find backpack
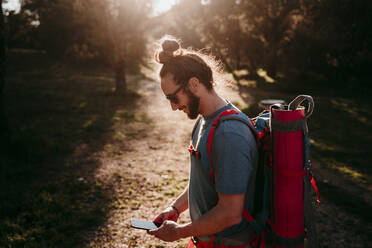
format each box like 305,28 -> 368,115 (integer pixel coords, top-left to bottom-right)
188,95 -> 320,248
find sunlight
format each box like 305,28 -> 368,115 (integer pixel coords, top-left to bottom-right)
310,138 -> 339,151
152,0 -> 178,16
2,0 -> 21,13
2,0 -> 179,16
257,68 -> 275,83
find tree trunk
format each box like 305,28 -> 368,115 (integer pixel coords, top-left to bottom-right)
0,0 -> 10,145
115,59 -> 126,94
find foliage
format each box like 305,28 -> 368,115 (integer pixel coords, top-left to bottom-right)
19,0 -> 80,57
0,0 -> 10,142
78,0 -> 151,71
9,0 -> 152,93
5,0 -> 371,93
4,8 -> 40,49
73,0 -> 152,92
285,0 -> 372,92
153,0 -> 372,94
153,0 -> 303,86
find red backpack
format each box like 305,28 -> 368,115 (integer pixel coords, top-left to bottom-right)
188,95 -> 320,248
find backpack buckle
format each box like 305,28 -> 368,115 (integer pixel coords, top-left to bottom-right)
188,144 -> 201,159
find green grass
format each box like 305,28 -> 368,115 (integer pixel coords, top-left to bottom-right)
0,50 -> 145,247
310,97 -> 372,183
1,179 -> 110,247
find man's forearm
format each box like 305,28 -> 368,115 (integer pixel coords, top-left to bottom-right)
177,194 -> 244,239
171,186 -> 189,214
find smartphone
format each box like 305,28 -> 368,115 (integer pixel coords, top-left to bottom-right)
130,219 -> 162,230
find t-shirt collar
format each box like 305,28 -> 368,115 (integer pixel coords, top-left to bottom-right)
203,101 -> 233,123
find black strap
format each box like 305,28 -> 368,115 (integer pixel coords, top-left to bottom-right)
272,233 -> 305,247
288,95 -> 314,118
270,117 -> 308,133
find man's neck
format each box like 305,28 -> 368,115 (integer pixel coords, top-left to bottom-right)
199,90 -> 227,117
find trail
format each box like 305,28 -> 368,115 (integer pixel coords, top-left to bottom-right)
84,70 -> 247,248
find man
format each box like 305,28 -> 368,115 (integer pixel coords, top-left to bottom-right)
148,37 -> 258,247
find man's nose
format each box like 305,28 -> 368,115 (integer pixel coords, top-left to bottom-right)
170,101 -> 178,111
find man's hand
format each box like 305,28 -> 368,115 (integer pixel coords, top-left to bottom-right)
153,206 -> 179,223
148,220 -> 183,242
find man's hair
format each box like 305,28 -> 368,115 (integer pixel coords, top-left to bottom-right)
154,35 -> 222,90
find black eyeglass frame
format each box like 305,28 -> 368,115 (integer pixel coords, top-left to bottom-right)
166,83 -> 187,104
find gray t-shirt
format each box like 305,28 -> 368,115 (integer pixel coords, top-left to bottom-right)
188,103 -> 258,246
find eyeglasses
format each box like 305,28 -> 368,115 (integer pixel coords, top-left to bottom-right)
166,83 -> 186,104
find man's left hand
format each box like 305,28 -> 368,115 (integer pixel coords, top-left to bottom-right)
148,220 -> 183,242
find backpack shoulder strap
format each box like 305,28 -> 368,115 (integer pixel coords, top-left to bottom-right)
206,109 -> 256,183
206,109 -> 267,237
218,116 -> 258,140
191,116 -> 203,139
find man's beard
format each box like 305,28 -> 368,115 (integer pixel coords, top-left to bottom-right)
185,89 -> 200,120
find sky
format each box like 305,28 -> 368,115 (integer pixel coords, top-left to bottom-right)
2,0 -> 179,15
2,0 -> 21,13
152,0 -> 179,16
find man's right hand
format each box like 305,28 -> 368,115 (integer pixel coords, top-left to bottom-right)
153,206 -> 179,223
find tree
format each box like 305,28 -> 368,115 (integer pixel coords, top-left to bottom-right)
166,0 -> 372,92
161,0 -> 302,88
5,8 -> 40,49
22,0 -> 85,58
285,0 -> 372,92
0,0 -> 10,144
79,0 -> 151,93
151,0 -> 205,49
200,0 -> 302,86
21,0 -> 151,93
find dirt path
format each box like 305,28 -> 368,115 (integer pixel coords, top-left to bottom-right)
81,71 -> 247,248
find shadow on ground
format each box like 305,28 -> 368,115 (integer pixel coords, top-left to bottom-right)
0,50 -> 150,247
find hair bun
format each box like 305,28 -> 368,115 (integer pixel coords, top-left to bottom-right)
155,37 -> 181,64
162,40 -> 180,53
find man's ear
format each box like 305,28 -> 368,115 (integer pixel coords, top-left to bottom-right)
188,77 -> 200,94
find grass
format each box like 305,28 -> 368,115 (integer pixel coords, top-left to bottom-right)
310,97 -> 372,183
1,179 -> 110,247
0,50 -> 145,247
316,181 -> 372,223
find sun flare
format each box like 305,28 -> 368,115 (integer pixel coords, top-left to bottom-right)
2,0 -> 21,13
152,0 -> 178,15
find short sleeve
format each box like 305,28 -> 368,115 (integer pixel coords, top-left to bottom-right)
212,121 -> 257,194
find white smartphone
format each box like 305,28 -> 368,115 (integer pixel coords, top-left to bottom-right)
130,219 -> 162,230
